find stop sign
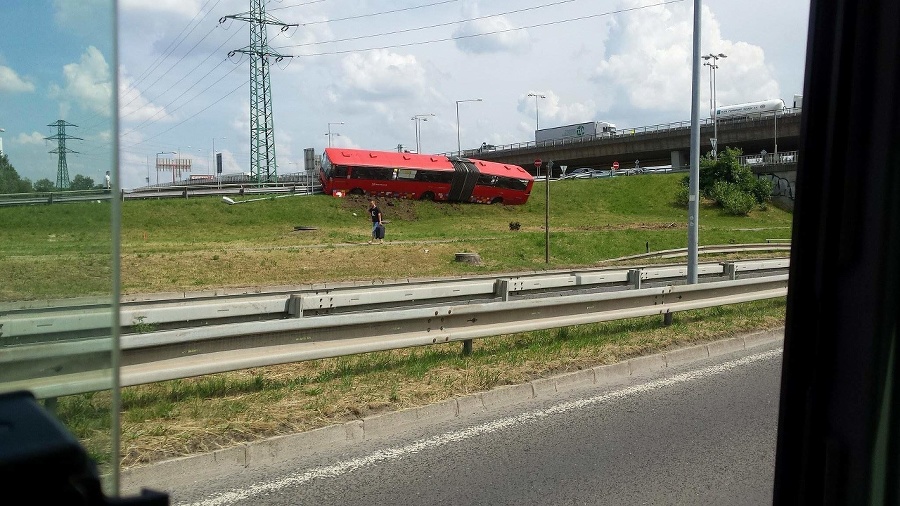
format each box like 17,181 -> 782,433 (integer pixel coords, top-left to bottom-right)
612,161 -> 620,170
534,159 -> 542,168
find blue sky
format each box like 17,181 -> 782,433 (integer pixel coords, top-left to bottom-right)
1,0 -> 809,190
0,0 -> 116,187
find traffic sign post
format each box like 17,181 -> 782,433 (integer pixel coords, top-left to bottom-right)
534,159 -> 542,178
545,161 -> 552,264
612,161 -> 619,171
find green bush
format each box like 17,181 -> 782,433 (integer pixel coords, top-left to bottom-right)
712,181 -> 756,215
674,184 -> 690,207
680,147 -> 774,213
751,178 -> 774,204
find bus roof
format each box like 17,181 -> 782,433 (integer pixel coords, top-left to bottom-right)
324,148 -> 532,180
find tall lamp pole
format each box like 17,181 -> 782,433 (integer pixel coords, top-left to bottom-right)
455,99 -> 482,153
327,122 -> 343,147
411,114 -> 435,154
701,53 -> 726,159
0,128 -> 5,156
688,1 -> 704,284
527,93 -> 546,131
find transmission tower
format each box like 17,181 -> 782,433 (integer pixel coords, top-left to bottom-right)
222,1 -> 297,185
45,120 -> 82,189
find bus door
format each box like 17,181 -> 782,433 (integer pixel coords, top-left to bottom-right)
447,157 -> 479,202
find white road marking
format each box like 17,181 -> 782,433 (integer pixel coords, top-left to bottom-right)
181,347 -> 782,506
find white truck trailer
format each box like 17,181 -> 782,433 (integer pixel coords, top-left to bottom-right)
714,99 -> 785,119
535,121 -> 616,143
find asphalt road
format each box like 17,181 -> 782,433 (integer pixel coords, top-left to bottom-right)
167,340 -> 783,506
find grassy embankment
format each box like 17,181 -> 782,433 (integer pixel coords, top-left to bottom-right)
1,174 -> 792,467
2,173 -> 792,299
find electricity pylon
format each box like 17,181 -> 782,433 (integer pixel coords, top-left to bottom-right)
221,1 -> 297,185
45,120 -> 82,189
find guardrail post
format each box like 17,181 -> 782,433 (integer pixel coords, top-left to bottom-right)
627,269 -> 643,289
287,295 -> 303,317
663,311 -> 674,326
723,263 -> 738,280
495,279 -> 511,301
462,339 -> 473,356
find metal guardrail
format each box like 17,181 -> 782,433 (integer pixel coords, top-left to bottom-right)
740,151 -> 798,166
1,257 -> 789,338
0,258 -> 789,398
0,174 -> 323,207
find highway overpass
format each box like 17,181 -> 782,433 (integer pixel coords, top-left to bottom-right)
464,109 -> 801,176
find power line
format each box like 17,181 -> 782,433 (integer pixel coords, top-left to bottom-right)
276,0 -> 579,49
121,59 -> 246,139
298,0 -> 459,25
126,0 -> 223,90
268,0 -> 331,11
122,78 -> 250,150
276,0 -> 686,57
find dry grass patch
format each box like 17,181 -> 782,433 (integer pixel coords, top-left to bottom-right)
99,297 -> 786,468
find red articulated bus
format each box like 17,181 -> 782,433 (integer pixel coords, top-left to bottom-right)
319,148 -> 534,205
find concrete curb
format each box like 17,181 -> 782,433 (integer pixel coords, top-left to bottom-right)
122,327 -> 784,493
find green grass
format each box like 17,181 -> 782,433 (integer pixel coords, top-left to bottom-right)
7,174 -> 792,467
0,173 -> 793,300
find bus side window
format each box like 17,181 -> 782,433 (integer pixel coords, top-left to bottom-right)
332,165 -> 348,178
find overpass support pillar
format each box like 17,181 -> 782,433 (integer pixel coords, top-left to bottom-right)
671,150 -> 687,171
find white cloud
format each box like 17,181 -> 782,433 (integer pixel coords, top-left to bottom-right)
452,10 -> 531,55
119,0 -> 204,16
591,1 -> 780,115
0,66 -> 36,93
49,46 -> 113,117
16,132 -> 50,146
517,90 -> 598,130
329,49 -> 436,104
119,76 -> 172,123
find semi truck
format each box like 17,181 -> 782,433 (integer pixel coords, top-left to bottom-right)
535,121 -> 617,143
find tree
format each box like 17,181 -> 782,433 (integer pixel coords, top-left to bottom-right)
676,147 -> 772,215
0,153 -> 33,193
33,178 -> 55,192
69,174 -> 95,191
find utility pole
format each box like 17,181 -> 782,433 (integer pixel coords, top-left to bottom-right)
45,120 -> 82,189
221,1 -> 297,186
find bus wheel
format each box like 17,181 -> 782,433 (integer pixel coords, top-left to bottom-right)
420,191 -> 435,201
349,188 -> 364,196
490,197 -> 504,205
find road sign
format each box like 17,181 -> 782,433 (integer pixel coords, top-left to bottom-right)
612,161 -> 619,170
534,159 -> 542,168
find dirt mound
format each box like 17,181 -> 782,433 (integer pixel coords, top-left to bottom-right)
339,195 -> 421,221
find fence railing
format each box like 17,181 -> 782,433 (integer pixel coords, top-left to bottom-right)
1,257 -> 789,398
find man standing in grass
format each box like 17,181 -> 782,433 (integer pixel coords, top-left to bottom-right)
368,200 -> 384,244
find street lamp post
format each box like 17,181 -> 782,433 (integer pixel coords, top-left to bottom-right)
701,53 -> 726,159
527,93 -> 546,131
324,131 -> 341,146
411,114 -> 435,154
0,128 -> 5,157
327,122 -> 344,147
455,99 -> 482,153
